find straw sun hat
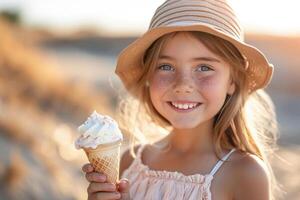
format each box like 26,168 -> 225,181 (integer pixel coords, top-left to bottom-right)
115,0 -> 274,95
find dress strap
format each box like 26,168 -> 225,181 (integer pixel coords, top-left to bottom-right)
136,144 -> 146,159
209,148 -> 236,177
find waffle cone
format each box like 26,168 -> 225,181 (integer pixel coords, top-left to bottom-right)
84,140 -> 122,184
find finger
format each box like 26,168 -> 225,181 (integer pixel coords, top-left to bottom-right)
89,192 -> 121,200
85,172 -> 106,183
87,182 -> 117,193
117,179 -> 130,193
82,163 -> 94,173
117,179 -> 130,200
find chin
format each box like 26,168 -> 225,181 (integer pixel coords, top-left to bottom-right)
170,121 -> 201,130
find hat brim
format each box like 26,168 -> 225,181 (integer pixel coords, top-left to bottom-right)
115,25 -> 273,95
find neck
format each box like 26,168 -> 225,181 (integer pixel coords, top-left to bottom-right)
168,119 -> 215,155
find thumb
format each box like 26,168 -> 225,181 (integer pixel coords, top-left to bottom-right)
117,178 -> 130,200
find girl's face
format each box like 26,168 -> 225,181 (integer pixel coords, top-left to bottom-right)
149,32 -> 235,129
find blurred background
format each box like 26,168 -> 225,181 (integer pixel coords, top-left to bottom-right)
0,0 -> 299,199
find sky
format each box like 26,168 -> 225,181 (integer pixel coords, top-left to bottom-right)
0,0 -> 300,36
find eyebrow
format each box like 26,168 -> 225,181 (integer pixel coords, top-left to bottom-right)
158,55 -> 221,63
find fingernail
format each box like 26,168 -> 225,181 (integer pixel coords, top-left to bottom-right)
120,180 -> 128,186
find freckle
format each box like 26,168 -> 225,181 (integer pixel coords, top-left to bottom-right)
158,79 -> 165,83
199,77 -> 214,88
158,76 -> 172,84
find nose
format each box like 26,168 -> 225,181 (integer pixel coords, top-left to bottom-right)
173,73 -> 194,94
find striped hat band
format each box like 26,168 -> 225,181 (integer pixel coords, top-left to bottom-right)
149,0 -> 243,41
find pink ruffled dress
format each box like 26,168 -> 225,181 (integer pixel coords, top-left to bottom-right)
121,145 -> 236,200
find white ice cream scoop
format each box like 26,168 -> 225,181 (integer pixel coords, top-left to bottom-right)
75,111 -> 123,149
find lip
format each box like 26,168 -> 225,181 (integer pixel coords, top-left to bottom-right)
170,100 -> 200,104
167,101 -> 202,112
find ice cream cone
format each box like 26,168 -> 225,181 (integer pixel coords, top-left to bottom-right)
84,139 -> 122,184
75,111 -> 124,184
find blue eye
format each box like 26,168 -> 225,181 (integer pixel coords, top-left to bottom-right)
158,64 -> 174,71
196,65 -> 212,72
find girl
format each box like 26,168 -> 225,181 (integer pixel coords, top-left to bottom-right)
82,0 -> 280,199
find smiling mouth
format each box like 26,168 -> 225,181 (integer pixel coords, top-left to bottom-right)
167,101 -> 202,111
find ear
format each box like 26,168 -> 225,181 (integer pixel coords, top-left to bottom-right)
227,79 -> 235,95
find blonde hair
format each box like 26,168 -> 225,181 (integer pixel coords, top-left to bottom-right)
117,31 -> 282,199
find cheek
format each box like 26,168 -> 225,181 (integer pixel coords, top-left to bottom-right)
149,74 -> 174,113
195,75 -> 227,101
149,75 -> 172,117
150,74 -> 174,91
195,75 -> 219,91
197,72 -> 230,90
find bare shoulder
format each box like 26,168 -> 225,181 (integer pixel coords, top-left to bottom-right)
119,145 -> 141,177
230,151 -> 271,200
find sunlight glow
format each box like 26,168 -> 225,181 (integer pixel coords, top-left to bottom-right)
0,0 -> 299,36
53,124 -> 79,161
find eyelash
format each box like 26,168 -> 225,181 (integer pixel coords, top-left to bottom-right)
157,64 -> 174,71
157,64 -> 213,72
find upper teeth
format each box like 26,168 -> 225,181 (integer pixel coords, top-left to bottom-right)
171,102 -> 198,109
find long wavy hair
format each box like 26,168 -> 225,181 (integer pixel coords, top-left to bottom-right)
117,31 -> 282,199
